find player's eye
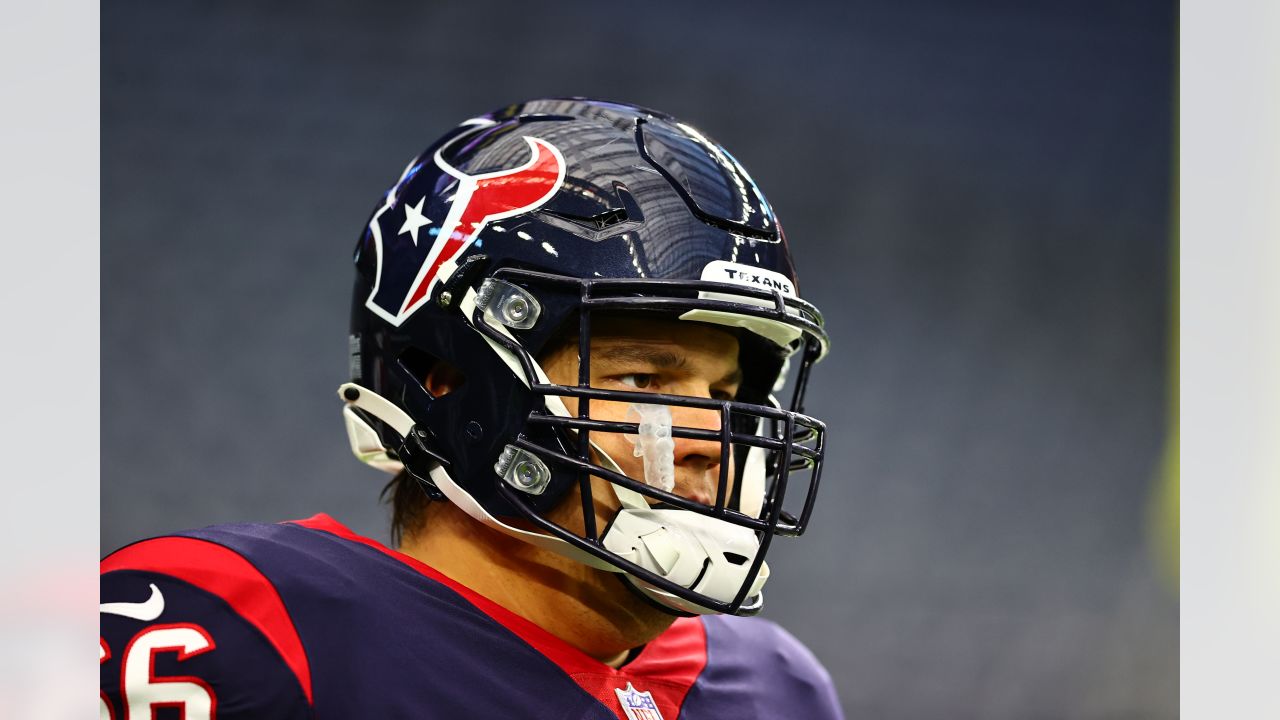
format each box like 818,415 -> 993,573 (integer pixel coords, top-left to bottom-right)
711,387 -> 738,402
619,373 -> 656,390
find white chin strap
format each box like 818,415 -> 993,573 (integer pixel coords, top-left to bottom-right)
339,380 -> 770,615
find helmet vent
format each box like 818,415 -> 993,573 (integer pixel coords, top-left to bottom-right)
398,347 -> 467,398
541,207 -> 629,232
634,118 -> 777,242
591,208 -> 628,229
536,182 -> 643,241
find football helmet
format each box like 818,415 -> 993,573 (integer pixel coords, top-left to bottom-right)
341,98 -> 829,615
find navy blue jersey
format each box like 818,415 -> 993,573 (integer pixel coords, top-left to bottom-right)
100,514 -> 842,719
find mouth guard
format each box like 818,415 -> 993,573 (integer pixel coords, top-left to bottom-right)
625,403 -> 676,493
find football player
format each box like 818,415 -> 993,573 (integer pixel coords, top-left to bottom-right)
101,98 -> 843,719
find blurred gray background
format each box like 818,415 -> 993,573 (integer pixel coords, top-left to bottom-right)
103,1 -> 1177,718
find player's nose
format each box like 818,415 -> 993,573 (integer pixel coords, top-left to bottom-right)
670,403 -> 724,505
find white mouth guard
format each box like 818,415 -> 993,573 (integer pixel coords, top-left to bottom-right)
624,403 -> 676,493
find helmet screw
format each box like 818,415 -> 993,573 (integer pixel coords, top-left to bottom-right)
494,444 -> 551,495
511,459 -> 546,489
475,279 -> 541,329
503,296 -> 529,322
464,421 -> 483,443
437,290 -> 454,308
343,387 -> 360,401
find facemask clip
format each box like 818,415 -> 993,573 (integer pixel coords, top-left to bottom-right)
476,279 -> 541,330
495,444 -> 552,495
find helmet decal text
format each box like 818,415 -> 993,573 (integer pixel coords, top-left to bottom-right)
700,260 -> 797,297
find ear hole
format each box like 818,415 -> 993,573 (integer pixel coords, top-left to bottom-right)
399,347 -> 467,398
723,552 -> 749,566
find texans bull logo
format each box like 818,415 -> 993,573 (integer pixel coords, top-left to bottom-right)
365,129 -> 566,326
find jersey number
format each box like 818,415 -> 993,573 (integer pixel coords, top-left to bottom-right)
102,624 -> 217,720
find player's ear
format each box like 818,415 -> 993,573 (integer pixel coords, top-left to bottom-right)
423,360 -> 466,398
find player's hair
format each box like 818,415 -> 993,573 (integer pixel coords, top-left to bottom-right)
382,469 -> 430,547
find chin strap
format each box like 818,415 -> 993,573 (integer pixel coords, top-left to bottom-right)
338,380 -> 770,615
339,382 -> 620,571
340,384 -> 410,474
340,383 -> 447,498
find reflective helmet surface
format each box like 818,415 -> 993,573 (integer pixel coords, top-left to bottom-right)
344,98 -> 829,615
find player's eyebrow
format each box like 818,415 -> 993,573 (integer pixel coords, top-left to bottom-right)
596,344 -> 743,386
598,345 -> 687,370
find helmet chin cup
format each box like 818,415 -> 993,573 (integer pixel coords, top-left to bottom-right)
623,575 -> 765,617
601,507 -> 771,616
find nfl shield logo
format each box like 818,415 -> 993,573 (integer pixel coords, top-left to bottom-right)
614,682 -> 665,720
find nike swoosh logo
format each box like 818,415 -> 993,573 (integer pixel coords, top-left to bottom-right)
100,583 -> 164,621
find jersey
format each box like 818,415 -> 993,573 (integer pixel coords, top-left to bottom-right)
100,514 -> 843,719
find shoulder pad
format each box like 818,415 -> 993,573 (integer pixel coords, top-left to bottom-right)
101,536 -> 312,719
687,615 -> 843,720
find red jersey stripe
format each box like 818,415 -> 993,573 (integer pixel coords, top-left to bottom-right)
101,536 -> 314,705
288,513 -> 708,718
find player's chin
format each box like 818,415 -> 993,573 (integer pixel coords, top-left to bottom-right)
594,572 -> 682,630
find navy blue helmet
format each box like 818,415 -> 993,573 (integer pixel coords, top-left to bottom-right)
342,98 -> 829,616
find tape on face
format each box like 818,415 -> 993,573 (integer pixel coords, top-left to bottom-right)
625,403 -> 675,493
